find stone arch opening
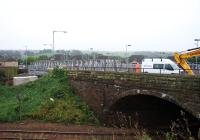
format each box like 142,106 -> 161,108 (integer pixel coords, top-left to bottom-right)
105,94 -> 197,128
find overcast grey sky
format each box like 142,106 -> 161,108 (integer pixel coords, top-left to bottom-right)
0,0 -> 200,52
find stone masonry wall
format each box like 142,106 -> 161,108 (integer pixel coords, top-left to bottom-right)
68,71 -> 200,119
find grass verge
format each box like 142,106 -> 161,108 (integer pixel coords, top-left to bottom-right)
0,68 -> 99,125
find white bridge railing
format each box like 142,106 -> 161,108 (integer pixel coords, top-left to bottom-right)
29,59 -> 130,72
28,60 -> 200,76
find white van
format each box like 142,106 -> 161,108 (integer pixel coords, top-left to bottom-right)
141,58 -> 181,74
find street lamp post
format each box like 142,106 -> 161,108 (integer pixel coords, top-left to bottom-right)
25,45 -> 28,69
90,48 -> 94,60
52,30 -> 67,52
125,44 -> 132,69
90,48 -> 94,69
194,39 -> 200,69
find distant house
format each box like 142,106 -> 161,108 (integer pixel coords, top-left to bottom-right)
128,55 -> 144,64
0,60 -> 18,67
52,54 -> 65,61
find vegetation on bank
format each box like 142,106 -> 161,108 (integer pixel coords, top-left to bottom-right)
0,68 -> 99,125
0,67 -> 18,81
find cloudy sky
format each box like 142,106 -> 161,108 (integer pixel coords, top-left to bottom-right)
0,0 -> 200,52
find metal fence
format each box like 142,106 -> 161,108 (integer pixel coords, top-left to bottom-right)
28,60 -> 200,76
29,60 -> 127,74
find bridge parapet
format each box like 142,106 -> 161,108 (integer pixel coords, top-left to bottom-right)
68,71 -> 200,92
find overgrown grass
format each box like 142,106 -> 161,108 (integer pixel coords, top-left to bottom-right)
0,68 -> 99,125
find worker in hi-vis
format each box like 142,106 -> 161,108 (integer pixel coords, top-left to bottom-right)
135,62 -> 140,73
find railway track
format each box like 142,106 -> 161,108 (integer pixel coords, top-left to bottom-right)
0,129 -> 136,140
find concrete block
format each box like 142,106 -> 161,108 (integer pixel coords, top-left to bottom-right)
13,76 -> 38,86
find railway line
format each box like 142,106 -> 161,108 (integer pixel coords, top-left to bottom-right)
0,129 -> 136,140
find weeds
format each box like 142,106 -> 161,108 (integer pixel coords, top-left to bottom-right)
165,132 -> 176,140
107,111 -> 198,140
165,111 -> 195,140
137,132 -> 152,140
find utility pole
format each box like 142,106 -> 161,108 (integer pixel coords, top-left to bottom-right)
194,39 -> 200,69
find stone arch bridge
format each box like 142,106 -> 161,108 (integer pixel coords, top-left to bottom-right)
68,71 -> 200,128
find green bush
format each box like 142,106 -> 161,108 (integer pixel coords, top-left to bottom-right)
52,67 -> 67,78
0,67 -> 17,80
0,69 -> 5,80
32,98 -> 98,124
6,67 -> 17,78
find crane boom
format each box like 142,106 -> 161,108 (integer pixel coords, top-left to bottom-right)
174,47 -> 200,75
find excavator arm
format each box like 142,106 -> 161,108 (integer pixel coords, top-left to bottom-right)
174,47 -> 200,75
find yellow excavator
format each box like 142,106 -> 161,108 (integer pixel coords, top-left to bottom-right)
174,47 -> 200,75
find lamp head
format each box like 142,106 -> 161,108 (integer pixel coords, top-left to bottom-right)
194,39 -> 200,41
